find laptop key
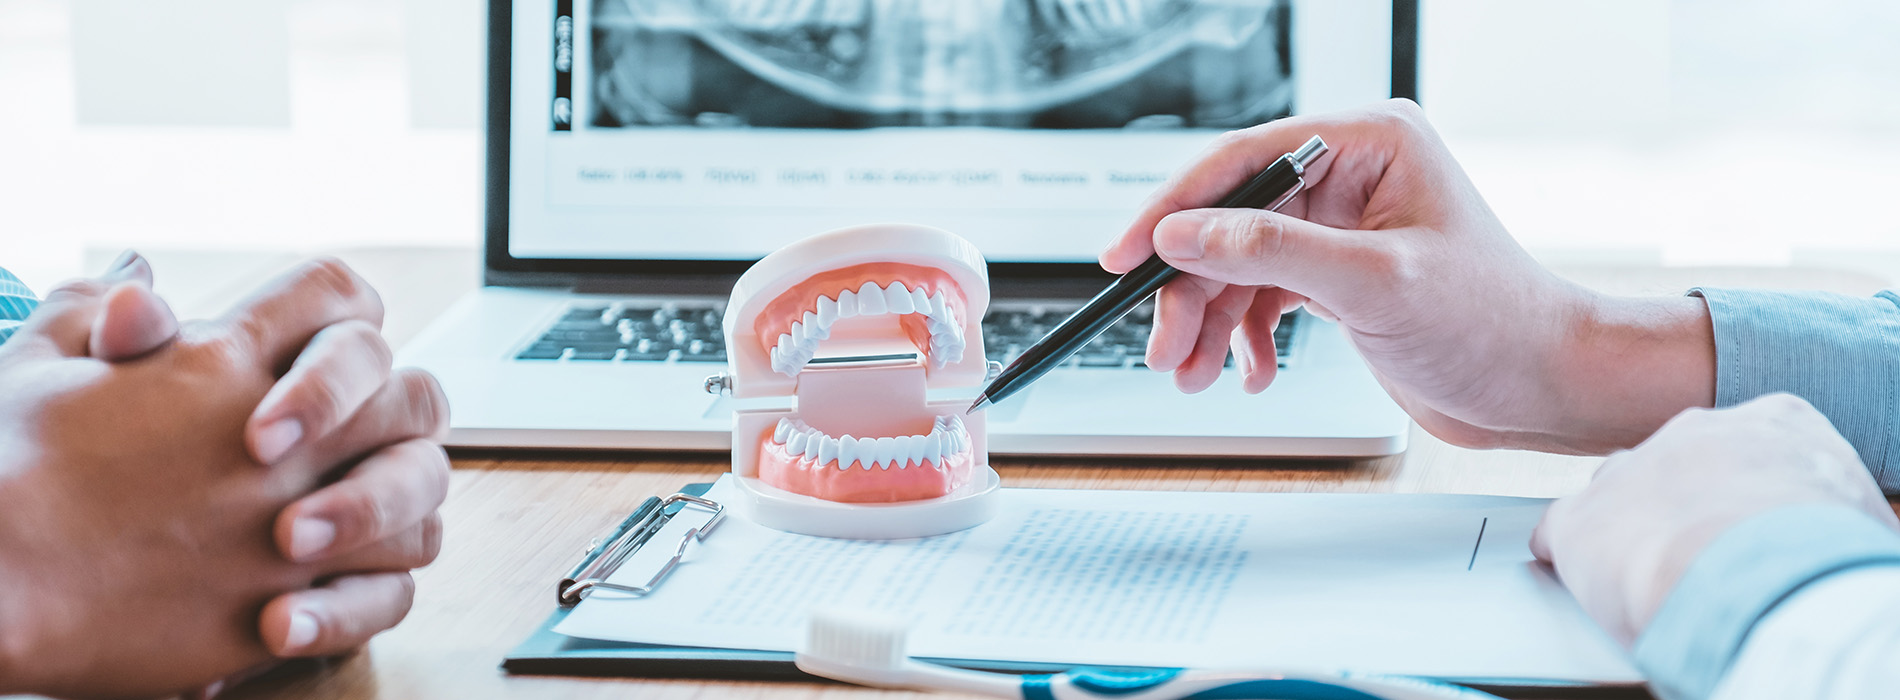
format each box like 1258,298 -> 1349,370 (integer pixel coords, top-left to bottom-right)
515,346 -> 566,360
569,349 -> 620,361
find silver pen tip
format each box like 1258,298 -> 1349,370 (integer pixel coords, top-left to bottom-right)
966,396 -> 990,414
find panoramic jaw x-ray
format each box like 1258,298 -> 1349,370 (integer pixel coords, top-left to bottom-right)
722,225 -> 1001,539
590,0 -> 1293,129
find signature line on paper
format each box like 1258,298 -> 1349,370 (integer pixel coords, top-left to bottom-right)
1466,517 -> 1489,571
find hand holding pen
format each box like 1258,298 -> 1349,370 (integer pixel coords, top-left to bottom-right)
1094,99 -> 1711,457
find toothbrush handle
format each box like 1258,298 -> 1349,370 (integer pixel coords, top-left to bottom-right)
1032,668 -> 1506,700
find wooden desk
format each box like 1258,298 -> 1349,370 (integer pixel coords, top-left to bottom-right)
156,249 -> 1890,700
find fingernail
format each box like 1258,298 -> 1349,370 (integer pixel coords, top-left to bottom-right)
200,680 -> 226,700
1155,212 -> 1210,261
283,611 -> 320,653
254,418 -> 304,464
108,249 -> 140,272
289,517 -> 336,561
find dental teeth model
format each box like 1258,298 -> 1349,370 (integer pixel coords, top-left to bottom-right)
719,224 -> 1000,539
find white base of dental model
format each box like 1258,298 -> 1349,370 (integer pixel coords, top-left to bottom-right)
733,466 -> 1001,540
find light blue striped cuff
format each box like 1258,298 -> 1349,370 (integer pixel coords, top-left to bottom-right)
0,266 -> 39,346
1633,505 -> 1900,700
1692,288 -> 1900,492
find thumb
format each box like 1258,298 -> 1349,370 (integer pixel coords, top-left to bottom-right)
89,281 -> 179,360
1152,208 -> 1396,305
5,251 -> 157,359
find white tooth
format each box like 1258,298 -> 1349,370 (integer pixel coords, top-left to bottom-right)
910,287 -> 931,315
773,418 -> 793,443
838,435 -> 859,469
788,430 -> 809,455
816,295 -> 839,331
884,283 -> 915,314
924,431 -> 943,464
837,290 -> 859,319
875,437 -> 898,469
770,346 -> 783,373
891,435 -> 912,468
928,291 -> 948,320
903,435 -> 925,467
803,311 -> 825,340
856,282 -> 888,315
790,321 -> 805,345
817,434 -> 839,466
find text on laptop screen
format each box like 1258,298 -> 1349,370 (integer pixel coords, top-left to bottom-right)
508,0 -> 1395,263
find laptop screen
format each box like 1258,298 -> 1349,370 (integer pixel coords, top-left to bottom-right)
502,0 -> 1408,267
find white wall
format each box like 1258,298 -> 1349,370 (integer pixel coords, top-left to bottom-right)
3,0 -> 1899,291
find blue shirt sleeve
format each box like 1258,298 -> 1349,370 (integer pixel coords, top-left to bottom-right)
1692,288 -> 1900,492
1633,505 -> 1900,700
0,266 -> 39,345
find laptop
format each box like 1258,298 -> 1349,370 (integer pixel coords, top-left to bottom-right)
398,0 -> 1416,457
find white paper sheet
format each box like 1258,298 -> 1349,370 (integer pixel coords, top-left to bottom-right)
554,476 -> 1642,683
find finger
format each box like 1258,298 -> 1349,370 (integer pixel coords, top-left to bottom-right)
1101,118 -> 1342,275
1146,275 -> 1224,373
1173,284 -> 1254,394
318,513 -> 444,575
100,249 -> 154,287
186,662 -> 280,700
1152,208 -> 1399,309
247,320 -> 395,465
1234,288 -> 1291,394
89,281 -> 180,361
277,438 -> 450,563
259,572 -> 416,658
218,257 -> 384,376
1529,500 -> 1569,564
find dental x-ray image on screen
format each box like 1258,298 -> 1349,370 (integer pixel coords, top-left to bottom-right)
588,0 -> 1293,130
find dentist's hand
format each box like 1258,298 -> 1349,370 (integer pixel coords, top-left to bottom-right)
1101,100 -> 1715,454
1530,394 -> 1899,644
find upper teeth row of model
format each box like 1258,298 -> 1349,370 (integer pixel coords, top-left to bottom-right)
772,415 -> 970,470
769,281 -> 965,376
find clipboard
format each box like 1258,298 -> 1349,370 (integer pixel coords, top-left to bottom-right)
501,482 -> 1081,680
500,483 -> 1646,698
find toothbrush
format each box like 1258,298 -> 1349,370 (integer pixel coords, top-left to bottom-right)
796,609 -> 1506,700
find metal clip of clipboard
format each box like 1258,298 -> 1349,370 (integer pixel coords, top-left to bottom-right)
558,491 -> 724,606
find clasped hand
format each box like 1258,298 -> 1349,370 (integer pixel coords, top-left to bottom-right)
0,255 -> 450,698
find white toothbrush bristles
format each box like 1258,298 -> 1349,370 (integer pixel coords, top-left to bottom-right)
797,608 -> 918,689
797,609 -> 1024,697
802,608 -> 909,670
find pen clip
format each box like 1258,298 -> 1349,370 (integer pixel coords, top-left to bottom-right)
1263,136 -> 1329,212
1261,173 -> 1307,213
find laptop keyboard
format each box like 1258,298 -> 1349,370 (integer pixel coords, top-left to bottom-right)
515,301 -> 1300,370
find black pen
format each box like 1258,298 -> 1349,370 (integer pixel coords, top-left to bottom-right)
968,135 -> 1329,413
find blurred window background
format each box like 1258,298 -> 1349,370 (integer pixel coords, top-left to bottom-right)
3,0 -> 1899,293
